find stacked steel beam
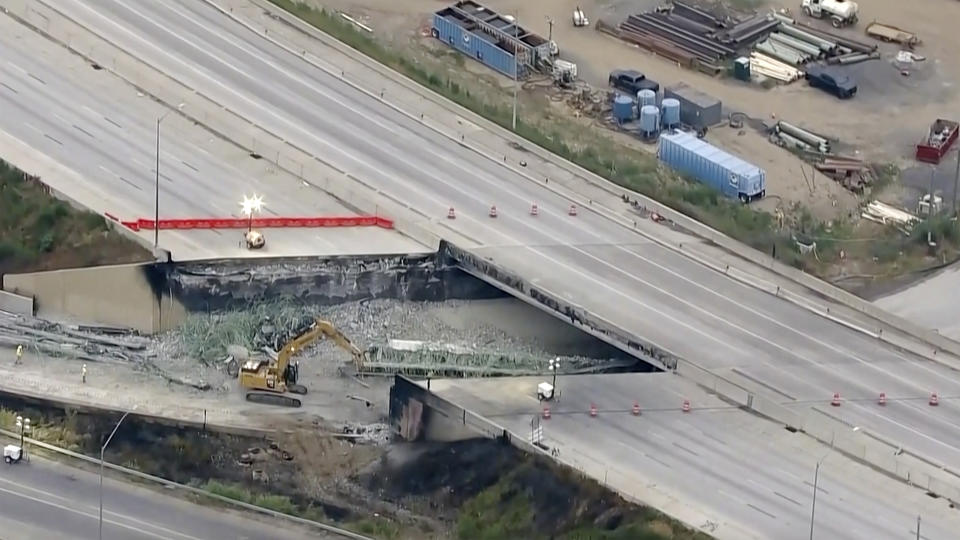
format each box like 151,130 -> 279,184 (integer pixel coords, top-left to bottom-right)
618,2 -> 777,68
754,12 -> 879,72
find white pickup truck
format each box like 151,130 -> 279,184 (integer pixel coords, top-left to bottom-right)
801,0 -> 859,28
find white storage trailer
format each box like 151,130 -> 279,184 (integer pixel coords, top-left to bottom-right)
658,131 -> 766,203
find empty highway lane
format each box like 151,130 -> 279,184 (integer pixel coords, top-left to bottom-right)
24,0 -> 960,473
0,455 -> 323,540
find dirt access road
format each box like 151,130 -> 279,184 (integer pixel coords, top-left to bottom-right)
306,0 -> 960,218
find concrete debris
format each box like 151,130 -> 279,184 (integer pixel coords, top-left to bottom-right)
337,422 -> 391,445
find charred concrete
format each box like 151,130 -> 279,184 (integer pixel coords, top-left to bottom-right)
141,252 -> 506,312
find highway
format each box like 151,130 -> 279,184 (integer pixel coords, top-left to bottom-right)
431,374 -> 960,540
0,7 -> 424,260
36,0 -> 960,470
4,0 -> 960,534
0,454 -> 322,539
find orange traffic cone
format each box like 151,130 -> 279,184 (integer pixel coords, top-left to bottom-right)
878,392 -> 887,406
542,405 -> 551,419
489,205 -> 498,218
568,204 -> 578,216
930,392 -> 939,406
530,202 -> 539,216
447,207 -> 456,219
831,392 -> 841,406
682,399 -> 691,413
632,401 -> 641,416
589,403 -> 597,417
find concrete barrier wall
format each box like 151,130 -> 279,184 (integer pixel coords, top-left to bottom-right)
0,290 -> 33,316
389,375 -> 506,442
3,263 -> 185,333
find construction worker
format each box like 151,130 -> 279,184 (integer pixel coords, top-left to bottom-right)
15,344 -> 23,365
81,363 -> 87,384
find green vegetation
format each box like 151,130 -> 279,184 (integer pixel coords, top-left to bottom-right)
0,159 -> 149,274
200,480 -> 333,524
266,0 -> 960,283
455,461 -> 710,540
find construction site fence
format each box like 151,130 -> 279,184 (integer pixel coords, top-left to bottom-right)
107,216 -> 394,231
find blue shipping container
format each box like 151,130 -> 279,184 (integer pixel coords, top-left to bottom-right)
658,131 -> 765,202
433,14 -> 520,78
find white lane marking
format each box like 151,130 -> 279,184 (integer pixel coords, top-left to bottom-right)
99,164 -> 119,177
0,484 -> 173,540
0,478 -> 207,540
5,61 -> 27,75
84,0 -> 742,355
92,0 -> 960,453
23,122 -> 43,135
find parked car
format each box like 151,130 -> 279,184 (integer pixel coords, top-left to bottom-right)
608,69 -> 660,94
805,64 -> 857,99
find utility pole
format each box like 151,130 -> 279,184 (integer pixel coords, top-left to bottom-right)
154,116 -> 161,248
809,460 -> 820,540
916,515 -> 921,540
953,148 -> 960,214
546,16 -> 554,42
511,15 -> 519,131
929,165 -> 937,217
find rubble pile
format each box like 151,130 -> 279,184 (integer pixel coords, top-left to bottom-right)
0,311 -> 210,390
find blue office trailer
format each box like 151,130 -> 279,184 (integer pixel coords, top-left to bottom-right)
432,1 -> 550,79
658,131 -> 766,203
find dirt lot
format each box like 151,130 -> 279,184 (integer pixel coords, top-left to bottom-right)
301,0 -> 960,220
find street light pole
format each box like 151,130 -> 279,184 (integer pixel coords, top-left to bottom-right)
512,12 -> 519,131
809,460 -> 820,540
154,116 -> 161,249
154,104 -> 184,250
953,148 -> 960,214
100,411 -> 132,540
917,515 -> 921,540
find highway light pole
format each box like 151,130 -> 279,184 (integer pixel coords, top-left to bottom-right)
155,104 -> 184,249
810,427 -> 858,539
549,357 -> 560,391
511,13 -> 519,131
953,148 -> 960,214
15,416 -> 29,460
100,410 -> 133,540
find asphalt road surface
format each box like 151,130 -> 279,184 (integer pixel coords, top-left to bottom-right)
431,374 -> 960,540
0,454 -> 325,540
874,264 -> 960,340
39,0 -> 960,471
0,8 -> 424,260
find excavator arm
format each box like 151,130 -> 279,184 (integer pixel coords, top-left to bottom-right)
315,320 -> 369,371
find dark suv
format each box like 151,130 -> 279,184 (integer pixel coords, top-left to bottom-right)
609,69 -> 660,95
805,64 -> 857,99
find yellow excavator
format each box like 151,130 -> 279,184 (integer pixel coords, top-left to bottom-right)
238,318 -> 368,408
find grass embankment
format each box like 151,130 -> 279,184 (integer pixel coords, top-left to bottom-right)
266,0 -> 960,284
0,160 -> 150,275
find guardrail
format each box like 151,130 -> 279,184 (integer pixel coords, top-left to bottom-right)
0,426 -> 372,540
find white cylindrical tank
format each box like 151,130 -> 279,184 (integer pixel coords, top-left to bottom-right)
639,105 -> 659,134
637,89 -> 657,109
661,98 -> 681,128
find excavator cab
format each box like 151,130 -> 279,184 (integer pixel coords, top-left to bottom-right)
238,318 -> 366,408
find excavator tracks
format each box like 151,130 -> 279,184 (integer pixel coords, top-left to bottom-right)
246,392 -> 302,408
